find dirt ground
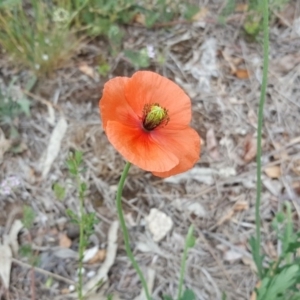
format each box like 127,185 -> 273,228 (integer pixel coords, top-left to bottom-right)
1,1 -> 300,299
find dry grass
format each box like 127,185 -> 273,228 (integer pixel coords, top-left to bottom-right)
0,1 -> 300,299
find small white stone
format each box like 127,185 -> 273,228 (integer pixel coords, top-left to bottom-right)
110,185 -> 118,193
224,250 -> 243,263
69,285 -> 75,292
218,167 -> 236,178
87,270 -> 96,278
145,208 -> 173,242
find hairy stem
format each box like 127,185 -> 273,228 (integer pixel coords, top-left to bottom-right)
116,162 -> 151,300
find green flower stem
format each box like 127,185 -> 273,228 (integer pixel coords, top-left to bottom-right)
255,0 -> 269,279
116,162 -> 151,300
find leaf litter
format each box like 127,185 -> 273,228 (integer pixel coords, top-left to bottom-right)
0,219 -> 23,289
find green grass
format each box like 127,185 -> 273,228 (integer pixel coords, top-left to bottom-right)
0,0 -> 79,75
0,0 -> 200,74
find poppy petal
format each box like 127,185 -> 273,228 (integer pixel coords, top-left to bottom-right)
151,127 -> 200,178
125,71 -> 191,130
106,121 -> 179,172
100,76 -> 138,130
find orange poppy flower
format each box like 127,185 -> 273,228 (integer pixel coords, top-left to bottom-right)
99,71 -> 200,178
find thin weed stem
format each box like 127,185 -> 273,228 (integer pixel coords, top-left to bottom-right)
177,225 -> 194,300
77,175 -> 85,300
285,202 -> 292,265
254,0 -> 269,279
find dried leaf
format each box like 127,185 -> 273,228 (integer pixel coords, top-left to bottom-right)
242,256 -> 258,273
243,134 -> 257,162
172,199 -> 206,217
61,288 -> 71,295
224,249 -> 243,263
0,219 -> 23,289
0,128 -> 12,164
263,177 -> 282,196
135,238 -> 164,255
134,13 -> 146,25
222,50 -> 237,74
235,4 -> 248,12
192,7 -> 208,22
234,69 -> 250,79
79,63 -> 96,79
8,219 -> 24,255
272,142 -> 289,160
264,165 -> 281,179
292,181 -> 300,196
0,242 -> 12,289
277,3 -> 296,26
59,233 -> 72,248
248,109 -> 257,128
250,290 -> 256,300
216,244 -> 228,252
216,200 -> 248,228
53,248 -> 78,259
186,38 -> 218,92
136,242 -> 153,253
125,213 -> 137,228
165,167 -> 217,184
145,208 -> 173,242
264,240 -> 277,260
134,268 -> 156,300
218,167 -> 236,178
206,128 -> 220,160
44,101 -> 56,126
232,57 -> 244,67
216,209 -> 234,227
294,18 -> 300,37
11,141 -> 28,154
83,246 -> 98,263
83,221 -> 119,296
293,160 -> 300,175
40,117 -> 68,179
233,200 -> 249,212
87,290 -> 122,300
249,281 -> 261,300
271,54 -> 300,74
87,249 -> 106,264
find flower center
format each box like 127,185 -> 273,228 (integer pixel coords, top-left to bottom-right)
142,103 -> 169,131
